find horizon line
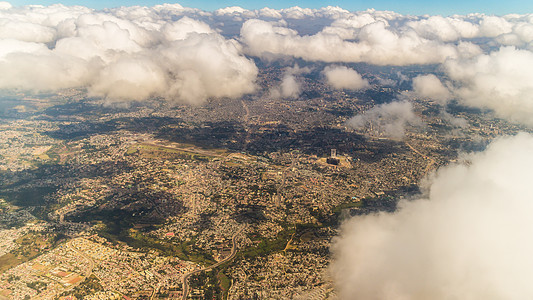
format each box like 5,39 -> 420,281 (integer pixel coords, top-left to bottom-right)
3,1 -> 533,17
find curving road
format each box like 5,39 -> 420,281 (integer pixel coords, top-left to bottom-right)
181,226 -> 244,300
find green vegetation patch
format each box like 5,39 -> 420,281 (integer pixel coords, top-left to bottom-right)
190,270 -> 224,300
26,281 -> 47,292
332,200 -> 363,213
126,144 -> 214,162
0,253 -> 22,273
60,274 -> 102,299
0,232 -> 58,273
217,272 -> 231,300
240,226 -> 296,259
43,146 -> 61,164
126,231 -> 215,265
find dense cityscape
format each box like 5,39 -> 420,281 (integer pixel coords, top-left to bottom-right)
1,1 -> 533,299
0,65 -> 526,299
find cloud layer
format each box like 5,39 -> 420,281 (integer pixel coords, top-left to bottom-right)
412,74 -> 451,104
409,47 -> 533,127
323,65 -> 370,90
331,133 -> 533,299
0,5 -> 257,104
1,2 -> 533,125
444,46 -> 533,126
347,100 -> 421,139
240,18 -> 481,66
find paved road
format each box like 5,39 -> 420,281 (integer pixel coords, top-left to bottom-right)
405,142 -> 436,174
181,226 -> 245,300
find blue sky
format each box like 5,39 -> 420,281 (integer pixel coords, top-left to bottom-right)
5,0 -> 533,15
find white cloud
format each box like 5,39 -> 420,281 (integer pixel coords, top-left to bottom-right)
323,65 -> 370,90
240,18 -> 482,66
271,74 -> 301,99
444,46 -> 533,126
406,14 -> 533,47
215,6 -> 256,18
269,65 -> 308,99
479,15 -> 513,37
0,2 -> 12,9
0,5 -> 257,104
347,100 -> 421,139
158,34 -> 258,104
0,39 -> 49,58
407,16 -> 479,42
237,11 -> 531,66
269,64 -> 313,99
2,3 -> 533,109
161,16 -> 215,41
331,133 -> 533,299
412,74 -> 452,104
0,49 -> 100,91
280,6 -> 316,19
320,13 -> 381,39
0,19 -> 57,43
89,56 -> 166,101
496,22 -> 533,47
258,7 -> 282,19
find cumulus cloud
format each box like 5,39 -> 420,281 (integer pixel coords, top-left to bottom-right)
440,111 -> 469,128
0,4 -> 257,104
322,65 -> 370,90
258,7 -> 282,19
2,3 -> 533,108
412,74 -> 452,104
240,18 -> 482,66
444,46 -> 533,126
479,15 -> 513,37
405,14 -> 533,50
406,14 -> 533,47
0,19 -> 57,43
331,133 -> 533,299
89,56 -> 165,101
495,18 -> 533,48
157,34 -> 258,103
269,65 -> 308,99
215,6 -> 253,17
237,10 -> 533,66
279,6 -> 316,20
347,100 -> 421,139
407,16 -> 479,42
0,2 -> 11,9
160,16 -> 215,41
406,46 -> 533,127
272,75 -> 300,99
